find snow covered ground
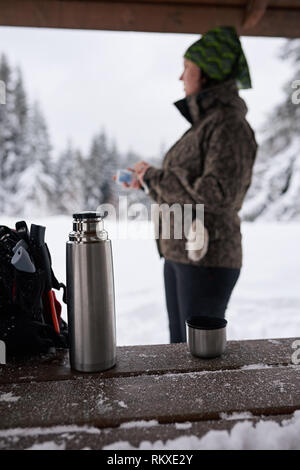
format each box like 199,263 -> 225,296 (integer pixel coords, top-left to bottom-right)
1,216 -> 299,345
2,410 -> 300,449
102,410 -> 300,450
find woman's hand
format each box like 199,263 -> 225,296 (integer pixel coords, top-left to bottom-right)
112,161 -> 151,190
112,168 -> 141,189
133,161 -> 151,185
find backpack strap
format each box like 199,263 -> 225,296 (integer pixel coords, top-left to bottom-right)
44,243 -> 67,304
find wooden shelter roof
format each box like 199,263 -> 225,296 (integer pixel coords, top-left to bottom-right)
0,0 -> 299,38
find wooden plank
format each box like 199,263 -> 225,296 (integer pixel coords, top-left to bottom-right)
126,0 -> 300,7
0,412 -> 295,450
91,1 -> 298,5
0,338 -> 297,385
0,366 -> 300,430
0,0 -> 299,37
243,0 -> 269,29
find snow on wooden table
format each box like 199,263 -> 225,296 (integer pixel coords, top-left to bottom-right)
0,338 -> 299,450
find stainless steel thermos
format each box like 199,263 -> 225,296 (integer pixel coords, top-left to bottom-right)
66,211 -> 116,372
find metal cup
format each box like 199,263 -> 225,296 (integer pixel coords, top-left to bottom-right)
186,316 -> 227,358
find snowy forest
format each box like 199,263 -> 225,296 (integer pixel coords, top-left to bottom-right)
0,38 -> 299,220
0,53 -> 156,218
241,39 -> 300,221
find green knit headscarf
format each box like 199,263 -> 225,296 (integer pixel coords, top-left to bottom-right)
184,26 -> 252,89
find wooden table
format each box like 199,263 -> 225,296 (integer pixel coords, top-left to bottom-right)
0,337 -> 300,450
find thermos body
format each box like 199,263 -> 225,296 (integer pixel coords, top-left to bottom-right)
66,212 -> 116,372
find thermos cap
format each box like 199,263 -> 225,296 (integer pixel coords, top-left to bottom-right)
73,211 -> 108,220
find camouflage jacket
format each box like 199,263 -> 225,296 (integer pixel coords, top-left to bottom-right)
143,78 -> 258,269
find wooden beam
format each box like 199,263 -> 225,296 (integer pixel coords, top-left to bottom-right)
243,0 -> 269,29
0,1 -> 299,38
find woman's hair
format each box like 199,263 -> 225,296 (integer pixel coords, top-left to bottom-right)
201,70 -> 223,90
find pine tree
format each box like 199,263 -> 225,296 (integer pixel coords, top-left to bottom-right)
12,66 -> 29,176
84,131 -> 105,210
55,141 -> 85,214
0,56 -> 57,217
12,101 -> 56,216
105,138 -> 119,206
241,39 -> 300,221
0,54 -> 19,213
84,128 -> 119,209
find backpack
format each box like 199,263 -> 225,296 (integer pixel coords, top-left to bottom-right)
0,220 -> 69,357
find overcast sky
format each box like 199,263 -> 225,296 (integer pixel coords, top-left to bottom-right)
0,26 -> 294,161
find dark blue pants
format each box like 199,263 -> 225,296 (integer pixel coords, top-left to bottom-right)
163,259 -> 240,343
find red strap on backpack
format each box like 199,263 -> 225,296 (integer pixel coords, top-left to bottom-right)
43,290 -> 62,334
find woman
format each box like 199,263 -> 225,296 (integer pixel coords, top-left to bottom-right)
120,26 -> 258,343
